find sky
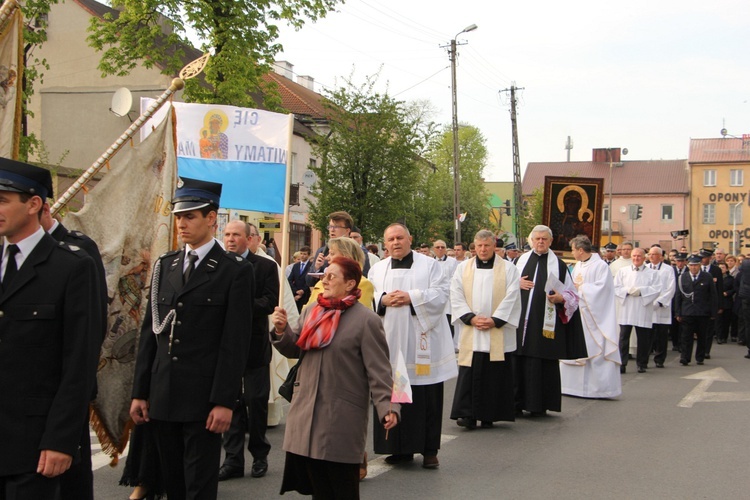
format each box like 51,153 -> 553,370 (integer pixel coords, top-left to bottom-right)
273,0 -> 750,181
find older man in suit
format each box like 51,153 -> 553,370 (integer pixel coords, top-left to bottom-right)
219,221 -> 279,481
0,158 -> 101,500
131,178 -> 254,500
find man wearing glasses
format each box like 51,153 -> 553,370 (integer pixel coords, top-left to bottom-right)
308,211 -> 370,285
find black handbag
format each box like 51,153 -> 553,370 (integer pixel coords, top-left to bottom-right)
278,350 -> 305,403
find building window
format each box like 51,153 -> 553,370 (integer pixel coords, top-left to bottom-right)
602,204 -> 609,230
730,204 -> 743,225
703,169 -> 716,187
309,158 -> 317,169
661,205 -> 673,222
730,169 -> 744,186
702,203 -> 715,224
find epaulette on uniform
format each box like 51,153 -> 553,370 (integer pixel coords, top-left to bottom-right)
224,250 -> 247,265
66,230 -> 88,240
56,240 -> 86,256
159,250 -> 181,260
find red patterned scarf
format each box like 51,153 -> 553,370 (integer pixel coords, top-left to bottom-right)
296,289 -> 362,350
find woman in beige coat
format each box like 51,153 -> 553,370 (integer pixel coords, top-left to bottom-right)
272,256 -> 399,498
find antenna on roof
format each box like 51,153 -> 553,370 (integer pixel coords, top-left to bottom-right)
565,136 -> 573,162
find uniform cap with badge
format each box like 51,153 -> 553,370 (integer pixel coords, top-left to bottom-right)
674,252 -> 688,261
171,177 -> 222,213
0,157 -> 53,200
604,242 -> 617,252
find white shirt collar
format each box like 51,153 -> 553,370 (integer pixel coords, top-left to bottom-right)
3,226 -> 46,270
184,239 -> 217,271
47,219 -> 60,234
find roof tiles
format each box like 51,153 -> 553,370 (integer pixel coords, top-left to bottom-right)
522,160 -> 689,196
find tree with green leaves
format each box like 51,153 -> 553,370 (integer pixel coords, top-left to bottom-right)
17,0 -> 61,160
306,74 -> 434,243
519,186 -> 543,241
421,123 -> 490,245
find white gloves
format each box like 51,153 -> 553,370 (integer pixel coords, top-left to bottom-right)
628,287 -> 641,297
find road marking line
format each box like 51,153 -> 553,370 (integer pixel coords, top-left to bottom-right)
364,434 -> 458,479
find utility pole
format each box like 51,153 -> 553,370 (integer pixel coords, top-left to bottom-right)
565,136 -> 573,162
500,84 -> 524,240
445,24 -> 477,246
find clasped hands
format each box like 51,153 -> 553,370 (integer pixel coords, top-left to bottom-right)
382,290 -> 411,308
471,315 -> 495,331
628,287 -> 642,297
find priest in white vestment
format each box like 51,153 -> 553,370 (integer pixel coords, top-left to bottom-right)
560,236 -> 621,398
647,246 -> 676,369
450,230 -> 521,428
614,247 -> 659,373
368,223 -> 458,469
609,242 -> 634,277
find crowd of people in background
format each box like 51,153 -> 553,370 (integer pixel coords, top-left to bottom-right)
4,152 -> 745,500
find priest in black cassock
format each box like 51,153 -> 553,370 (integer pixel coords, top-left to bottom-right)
450,230 -> 521,429
514,225 -> 587,416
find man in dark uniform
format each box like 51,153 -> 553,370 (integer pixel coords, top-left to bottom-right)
675,255 -> 718,366
131,178 -> 254,500
699,248 -> 723,359
0,158 -> 101,500
670,253 -> 688,351
219,221 -> 278,481
602,242 -> 617,265
41,203 -> 108,500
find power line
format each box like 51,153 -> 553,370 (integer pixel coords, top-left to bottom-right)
393,65 -> 450,96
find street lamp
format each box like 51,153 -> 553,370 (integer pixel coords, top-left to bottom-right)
607,147 -> 627,243
449,23 -> 477,246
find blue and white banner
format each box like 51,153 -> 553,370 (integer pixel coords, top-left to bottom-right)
141,100 -> 291,213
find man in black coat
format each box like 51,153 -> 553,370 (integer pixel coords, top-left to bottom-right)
675,255 -> 718,366
670,253 -> 688,351
699,248 -> 723,358
0,158 -> 101,500
41,204 -> 108,500
219,221 -> 278,481
288,245 -> 312,312
131,178 -> 254,500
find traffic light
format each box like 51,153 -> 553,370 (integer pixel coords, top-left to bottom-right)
504,199 -> 511,215
635,205 -> 643,220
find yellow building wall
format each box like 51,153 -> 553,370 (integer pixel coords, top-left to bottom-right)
690,162 -> 750,255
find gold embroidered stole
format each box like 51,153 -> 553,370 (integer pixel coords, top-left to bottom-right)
458,257 -> 507,367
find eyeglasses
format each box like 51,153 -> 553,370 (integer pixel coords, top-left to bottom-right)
327,225 -> 347,230
321,272 -> 340,282
248,233 -> 260,237
434,246 -> 446,249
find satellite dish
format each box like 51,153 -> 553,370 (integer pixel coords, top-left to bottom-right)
302,170 -> 317,187
619,206 -> 627,214
110,88 -> 133,118
622,148 -> 628,156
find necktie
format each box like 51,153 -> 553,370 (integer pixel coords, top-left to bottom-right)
2,244 -> 19,289
693,275 -> 697,282
299,261 -> 306,274
183,251 -> 199,284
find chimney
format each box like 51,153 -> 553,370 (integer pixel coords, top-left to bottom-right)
296,75 -> 315,91
273,60 -> 294,80
592,148 -> 620,163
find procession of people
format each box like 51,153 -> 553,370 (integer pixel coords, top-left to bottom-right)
3,155 -> 747,500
